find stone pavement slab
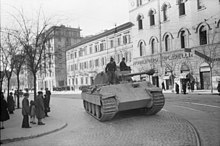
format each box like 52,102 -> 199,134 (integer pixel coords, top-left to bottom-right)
0,109 -> 67,144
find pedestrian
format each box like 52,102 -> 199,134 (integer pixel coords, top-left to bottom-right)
30,100 -> 36,124
120,57 -> 128,71
190,80 -> 195,92
175,83 -> 179,94
7,92 -> 15,114
35,91 -> 45,125
105,57 -> 117,84
217,81 -> 220,96
0,92 -> 10,129
161,82 -> 165,91
43,95 -> 49,117
22,93 -> 31,128
45,88 -> 51,112
182,81 -> 187,94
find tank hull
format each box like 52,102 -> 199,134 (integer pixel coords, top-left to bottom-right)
81,81 -> 165,121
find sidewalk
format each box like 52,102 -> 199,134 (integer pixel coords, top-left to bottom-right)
163,89 -> 219,95
0,108 -> 67,144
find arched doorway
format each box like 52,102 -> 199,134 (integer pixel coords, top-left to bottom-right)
179,63 -> 190,93
199,63 -> 210,89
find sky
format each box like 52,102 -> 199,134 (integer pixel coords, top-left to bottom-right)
1,0 -> 130,36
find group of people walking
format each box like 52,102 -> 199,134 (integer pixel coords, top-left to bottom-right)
0,88 -> 51,129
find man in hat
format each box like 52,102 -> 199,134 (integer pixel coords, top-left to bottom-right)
22,93 -> 31,128
105,57 -> 117,84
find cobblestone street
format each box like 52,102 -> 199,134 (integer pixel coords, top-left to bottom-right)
3,93 -> 219,146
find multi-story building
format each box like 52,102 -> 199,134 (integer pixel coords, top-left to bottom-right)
128,0 -> 220,91
37,25 -> 82,91
66,22 -> 133,90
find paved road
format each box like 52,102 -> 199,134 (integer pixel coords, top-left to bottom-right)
4,93 -> 220,146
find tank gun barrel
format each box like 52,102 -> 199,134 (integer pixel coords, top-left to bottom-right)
122,69 -> 155,77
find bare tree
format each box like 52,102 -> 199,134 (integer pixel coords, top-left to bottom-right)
10,9 -> 54,99
0,32 -> 19,97
13,53 -> 25,108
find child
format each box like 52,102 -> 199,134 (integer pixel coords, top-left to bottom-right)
22,93 -> 31,128
30,100 -> 36,124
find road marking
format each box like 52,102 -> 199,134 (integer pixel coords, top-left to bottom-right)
186,102 -> 220,109
173,105 -> 202,112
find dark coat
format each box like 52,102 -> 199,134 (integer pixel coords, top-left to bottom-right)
35,94 -> 45,119
22,98 -> 30,116
105,61 -> 116,72
7,95 -> 15,112
0,96 -> 10,122
175,83 -> 179,94
217,83 -> 220,92
120,61 -> 127,71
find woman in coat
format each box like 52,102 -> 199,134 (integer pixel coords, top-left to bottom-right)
0,92 -> 10,129
35,91 -> 45,125
7,92 -> 15,114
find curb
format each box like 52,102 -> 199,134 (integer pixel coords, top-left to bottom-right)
1,123 -> 68,144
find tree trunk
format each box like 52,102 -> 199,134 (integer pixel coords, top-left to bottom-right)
7,77 -> 11,98
34,74 -> 37,101
16,73 -> 20,108
210,67 -> 213,94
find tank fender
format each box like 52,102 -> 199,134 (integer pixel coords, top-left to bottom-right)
81,93 -> 102,105
101,93 -> 119,107
145,88 -> 154,108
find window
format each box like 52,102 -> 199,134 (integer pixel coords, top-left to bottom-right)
179,1 -> 185,16
137,0 -> 142,7
95,59 -> 99,67
165,35 -> 171,51
117,37 -> 121,46
180,31 -> 186,48
162,4 -> 168,21
199,26 -> 207,45
149,10 -> 155,26
137,15 -> 143,30
95,44 -> 99,52
197,0 -> 204,9
81,77 -> 83,85
89,46 -> 93,54
85,77 -> 88,84
151,39 -> 158,54
100,43 -> 104,51
110,40 -> 114,48
140,42 -> 144,56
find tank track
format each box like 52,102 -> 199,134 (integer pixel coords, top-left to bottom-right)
83,97 -> 118,122
144,91 -> 165,115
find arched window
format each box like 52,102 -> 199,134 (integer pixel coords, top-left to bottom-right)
162,4 -> 168,21
151,39 -> 158,54
149,10 -> 155,26
165,35 -> 171,51
180,31 -> 186,48
140,42 -> 144,56
199,25 -> 207,45
137,15 -> 143,30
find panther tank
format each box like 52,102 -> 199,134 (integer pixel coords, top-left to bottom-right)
80,69 -> 165,121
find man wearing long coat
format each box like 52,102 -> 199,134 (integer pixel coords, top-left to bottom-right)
35,91 -> 45,125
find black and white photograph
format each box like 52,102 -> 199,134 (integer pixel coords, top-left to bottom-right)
0,0 -> 220,145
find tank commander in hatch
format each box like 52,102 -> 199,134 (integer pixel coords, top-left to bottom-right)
105,57 -> 116,84
120,57 -> 129,71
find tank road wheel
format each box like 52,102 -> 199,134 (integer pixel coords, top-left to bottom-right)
83,100 -> 87,110
95,105 -> 101,118
88,103 -> 92,113
85,101 -> 89,111
91,104 -> 95,115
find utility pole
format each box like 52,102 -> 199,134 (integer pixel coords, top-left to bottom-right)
158,0 -> 162,68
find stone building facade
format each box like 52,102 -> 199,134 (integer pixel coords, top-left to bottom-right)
66,22 -> 133,90
128,0 -> 220,91
37,25 -> 82,91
